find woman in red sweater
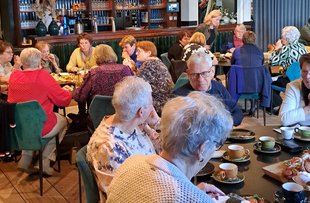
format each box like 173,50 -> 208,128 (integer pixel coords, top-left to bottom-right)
8,48 -> 72,176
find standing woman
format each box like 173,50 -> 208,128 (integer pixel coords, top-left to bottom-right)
35,41 -> 62,74
66,33 -> 97,73
195,9 -> 222,50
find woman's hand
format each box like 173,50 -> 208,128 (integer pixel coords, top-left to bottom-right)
145,106 -> 160,129
13,55 -> 22,69
197,182 -> 225,199
275,39 -> 283,50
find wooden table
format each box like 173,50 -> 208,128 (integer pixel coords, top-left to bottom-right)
196,126 -> 309,202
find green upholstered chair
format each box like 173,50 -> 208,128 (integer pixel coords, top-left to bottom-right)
76,145 -> 102,203
88,95 -> 115,132
160,52 -> 172,72
11,100 -> 61,195
173,72 -> 189,91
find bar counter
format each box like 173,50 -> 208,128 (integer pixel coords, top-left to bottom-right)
31,24 -> 239,44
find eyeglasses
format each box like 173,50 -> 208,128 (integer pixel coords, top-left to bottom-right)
189,70 -> 212,79
4,51 -> 13,54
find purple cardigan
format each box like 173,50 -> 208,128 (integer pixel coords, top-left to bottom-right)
73,62 -> 133,103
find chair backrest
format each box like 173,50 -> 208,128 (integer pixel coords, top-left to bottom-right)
286,62 -> 301,82
76,146 -> 100,203
173,72 -> 189,91
160,52 -> 172,71
170,60 -> 188,83
11,100 -> 47,150
89,95 -> 115,129
227,65 -> 272,107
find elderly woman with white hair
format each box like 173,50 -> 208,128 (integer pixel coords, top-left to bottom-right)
270,26 -> 308,68
8,48 -> 72,175
270,26 -> 308,109
107,92 -> 233,203
87,76 -> 161,193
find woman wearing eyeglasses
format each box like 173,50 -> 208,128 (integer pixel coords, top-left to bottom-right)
0,40 -> 22,97
136,41 -> 174,115
107,92 -> 232,203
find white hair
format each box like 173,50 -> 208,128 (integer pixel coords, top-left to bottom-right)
112,76 -> 152,121
282,26 -> 300,43
160,91 -> 233,158
20,48 -> 42,69
187,51 -> 212,70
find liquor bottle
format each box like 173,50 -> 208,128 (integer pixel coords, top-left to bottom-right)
74,14 -> 83,34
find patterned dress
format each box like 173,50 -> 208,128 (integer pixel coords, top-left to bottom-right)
270,41 -> 308,70
86,117 -> 157,192
137,58 -> 173,114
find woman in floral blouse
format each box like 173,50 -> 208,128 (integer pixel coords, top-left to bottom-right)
87,76 -> 161,193
136,41 -> 174,115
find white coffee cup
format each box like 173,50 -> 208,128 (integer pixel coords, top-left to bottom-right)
280,127 -> 294,140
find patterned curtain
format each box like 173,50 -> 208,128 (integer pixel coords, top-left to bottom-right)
253,0 -> 310,51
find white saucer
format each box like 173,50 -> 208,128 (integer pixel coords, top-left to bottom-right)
212,150 -> 226,158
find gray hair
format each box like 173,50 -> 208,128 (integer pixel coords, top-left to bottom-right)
282,26 -> 300,43
187,51 -> 212,70
20,48 -> 42,69
112,76 -> 152,121
160,91 -> 233,157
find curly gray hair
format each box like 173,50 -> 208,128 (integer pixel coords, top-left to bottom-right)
282,26 -> 300,43
160,91 -> 233,158
112,76 -> 152,121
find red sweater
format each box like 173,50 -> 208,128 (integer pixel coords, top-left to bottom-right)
8,69 -> 72,136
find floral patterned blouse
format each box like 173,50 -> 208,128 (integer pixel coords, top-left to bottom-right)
86,117 -> 158,192
137,58 -> 174,114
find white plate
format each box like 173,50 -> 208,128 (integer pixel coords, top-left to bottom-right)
212,150 -> 226,158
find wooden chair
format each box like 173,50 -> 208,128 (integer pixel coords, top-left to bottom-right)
10,100 -> 61,196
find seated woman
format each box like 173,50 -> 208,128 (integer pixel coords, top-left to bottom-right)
35,41 -> 61,74
87,76 -> 161,193
182,32 -> 218,65
221,24 -> 247,54
231,31 -> 264,66
136,41 -> 174,115
107,92 -> 232,202
8,48 -> 72,175
168,30 -> 191,61
280,53 -> 310,126
73,44 -> 133,106
66,33 -> 96,73
66,33 -> 97,116
270,26 -> 308,108
0,40 -> 22,98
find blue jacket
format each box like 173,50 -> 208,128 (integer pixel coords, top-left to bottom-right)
231,44 -> 264,67
227,65 -> 272,107
173,80 -> 244,126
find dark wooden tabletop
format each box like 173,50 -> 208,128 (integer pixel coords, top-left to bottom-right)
196,126 -> 309,202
